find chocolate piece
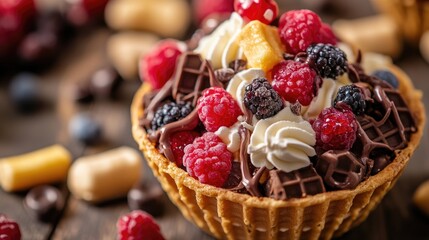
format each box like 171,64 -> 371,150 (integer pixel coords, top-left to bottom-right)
72,84 -> 94,104
222,161 -> 243,190
265,166 -> 326,200
316,150 -> 367,190
228,59 -> 247,73
24,185 -> 64,222
128,183 -> 165,217
89,66 -> 121,99
172,52 -> 222,107
214,68 -> 235,88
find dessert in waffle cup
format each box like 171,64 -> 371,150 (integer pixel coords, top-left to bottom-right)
131,6 -> 425,240
371,0 -> 429,44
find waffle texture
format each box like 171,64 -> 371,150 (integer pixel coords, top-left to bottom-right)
131,65 -> 425,240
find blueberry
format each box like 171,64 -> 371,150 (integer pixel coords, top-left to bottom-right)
69,114 -> 102,145
372,70 -> 399,89
9,73 -> 40,113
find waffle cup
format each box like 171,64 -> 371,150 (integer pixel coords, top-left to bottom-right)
131,65 -> 425,240
371,0 -> 429,44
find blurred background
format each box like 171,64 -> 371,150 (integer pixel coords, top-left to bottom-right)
1,0 -> 429,239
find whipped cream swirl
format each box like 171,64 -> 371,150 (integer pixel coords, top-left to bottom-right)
195,13 -> 245,69
248,107 -> 316,173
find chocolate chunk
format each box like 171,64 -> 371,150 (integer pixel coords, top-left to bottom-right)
127,183 -> 165,217
265,166 -> 325,200
316,150 -> 366,190
90,67 -> 121,99
72,84 -> 94,104
24,185 -> 64,222
222,161 -> 243,190
172,52 -> 221,106
228,59 -> 247,73
214,68 -> 235,88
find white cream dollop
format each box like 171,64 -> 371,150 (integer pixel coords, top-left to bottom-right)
195,13 -> 245,69
301,78 -> 349,119
215,121 -> 241,154
226,68 -> 265,112
248,107 -> 316,173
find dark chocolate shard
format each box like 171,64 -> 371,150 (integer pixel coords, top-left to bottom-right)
316,150 -> 366,190
172,52 -> 222,107
228,59 -> 247,73
265,166 -> 326,200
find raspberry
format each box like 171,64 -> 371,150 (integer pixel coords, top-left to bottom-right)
0,214 -> 21,240
234,0 -> 279,25
183,132 -> 232,187
312,107 -> 358,151
271,60 -> 318,106
140,40 -> 184,90
334,85 -> 366,115
151,102 -> 193,131
197,87 -> 242,132
278,10 -> 322,54
244,77 -> 284,119
117,210 -> 165,240
194,0 -> 234,24
372,70 -> 399,89
169,131 -> 200,167
317,23 -> 337,45
306,43 -> 348,79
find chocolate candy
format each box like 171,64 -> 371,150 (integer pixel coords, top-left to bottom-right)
127,183 -> 164,217
316,150 -> 367,190
67,146 -> 142,203
89,66 -> 121,99
265,166 -> 326,200
0,145 -> 72,192
24,185 -> 64,222
172,52 -> 222,107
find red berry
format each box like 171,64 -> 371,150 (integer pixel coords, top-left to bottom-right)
317,23 -> 337,45
234,0 -> 279,25
197,87 -> 242,132
194,0 -> 234,25
117,210 -> 165,240
278,10 -> 322,54
65,0 -> 109,26
0,214 -> 21,240
312,107 -> 358,151
169,131 -> 200,167
183,132 -> 232,187
0,0 -> 36,21
271,60 -> 317,106
139,40 -> 184,90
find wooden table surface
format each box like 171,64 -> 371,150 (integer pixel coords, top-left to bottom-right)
1,0 -> 429,239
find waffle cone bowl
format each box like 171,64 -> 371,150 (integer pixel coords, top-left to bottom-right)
131,61 -> 425,239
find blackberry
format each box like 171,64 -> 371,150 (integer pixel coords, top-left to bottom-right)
306,43 -> 348,79
372,70 -> 399,89
244,77 -> 284,119
151,102 -> 193,131
334,85 -> 366,115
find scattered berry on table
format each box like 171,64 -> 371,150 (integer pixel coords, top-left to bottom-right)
140,40 -> 184,90
306,43 -> 348,79
278,10 -> 322,54
244,77 -> 284,119
372,70 -> 399,89
0,214 -> 21,240
334,85 -> 366,115
234,0 -> 279,25
271,60 -> 318,106
312,107 -> 358,151
169,131 -> 200,167
69,113 -> 102,145
9,73 -> 40,113
151,102 -> 193,131
197,87 -> 242,132
117,210 -> 165,240
183,132 -> 232,187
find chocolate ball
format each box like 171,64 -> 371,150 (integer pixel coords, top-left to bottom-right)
127,184 -> 165,217
24,185 -> 64,222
